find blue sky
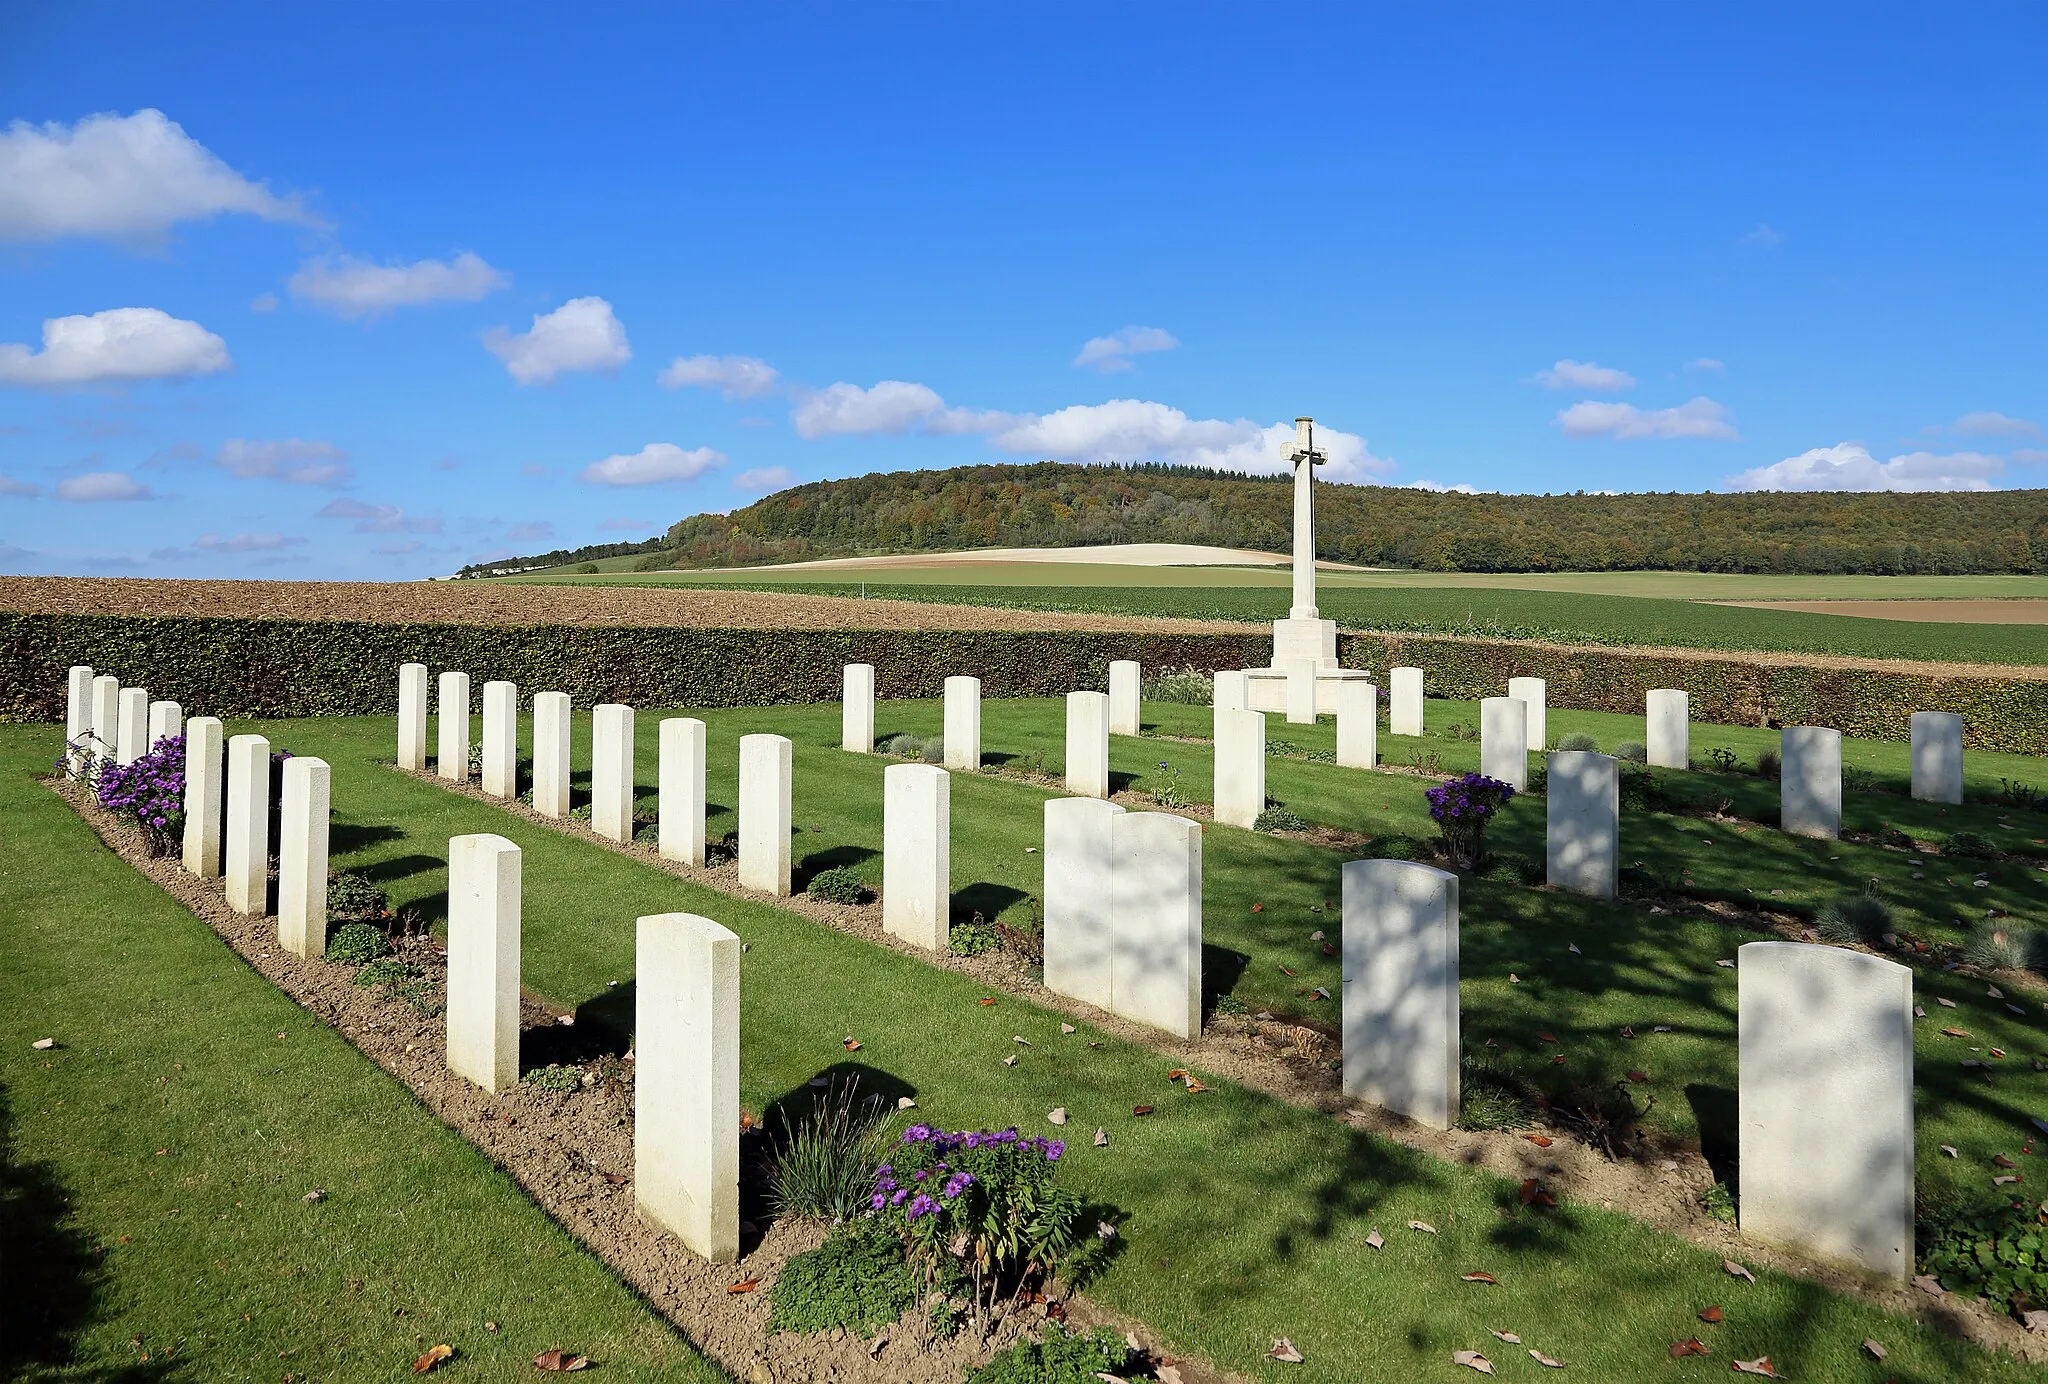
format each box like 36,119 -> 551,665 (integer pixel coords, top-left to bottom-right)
2,3 -> 2043,579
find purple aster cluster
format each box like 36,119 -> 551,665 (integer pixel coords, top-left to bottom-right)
1424,771 -> 1515,824
95,733 -> 188,856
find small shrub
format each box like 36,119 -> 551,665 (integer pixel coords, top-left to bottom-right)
1457,1053 -> 1536,1131
1998,778 -> 2042,811
1443,721 -> 1480,743
1524,766 -> 1548,796
352,957 -> 414,988
1612,740 -> 1648,763
1815,893 -> 1894,945
1425,772 -> 1516,871
1212,993 -> 1249,1017
1704,746 -> 1740,773
575,562 -> 600,574
1253,806 -> 1309,833
1143,665 -> 1215,706
1367,833 -> 1432,862
1919,1197 -> 2048,1311
523,1063 -> 583,1093
1756,748 -> 1781,778
1618,864 -> 1666,899
1698,1182 -> 1737,1224
326,871 -> 388,921
1145,761 -> 1187,809
1618,762 -> 1667,812
770,1079 -> 896,1221
1877,825 -> 1914,849
769,1222 -> 917,1336
95,733 -> 186,856
1964,922 -> 2044,972
1479,851 -> 1543,885
808,866 -> 868,905
1843,765 -> 1880,793
325,921 -> 390,965
966,1324 -> 1128,1384
949,914 -> 1000,956
1555,731 -> 1601,752
882,733 -> 923,758
1946,830 -> 1998,859
919,739 -> 946,765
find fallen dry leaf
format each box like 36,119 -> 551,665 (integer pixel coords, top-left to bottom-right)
1311,929 -> 1325,940
1489,1330 -> 1521,1344
1996,1154 -> 2018,1169
1942,1144 -> 1959,1157
1461,1271 -> 1499,1285
412,1344 -> 455,1374
1698,1305 -> 1723,1323
1452,1349 -> 1494,1374
1620,1025 -> 1635,1038
1993,1048 -> 2008,1059
1133,1104 -> 1154,1116
1013,1035 -> 1032,1046
1991,985 -> 2006,999
1938,997 -> 1957,1008
1185,1078 -> 1209,1093
303,1189 -> 326,1203
1279,965 -> 1297,976
1716,959 -> 1735,968
1003,1055 -> 1018,1067
1156,1367 -> 1183,1384
1732,1357 -> 1782,1378
1862,1338 -> 1887,1360
898,1096 -> 917,1109
1723,1260 -> 1756,1283
1654,1024 -> 1673,1032
533,1348 -> 590,1372
726,1279 -> 759,1294
1528,1349 -> 1564,1368
1568,943 -> 1582,955
1266,1337 -> 1303,1364
1094,1128 -> 1109,1147
1942,1027 -> 1971,1038
1167,1068 -> 1188,1081
1668,1337 -> 1708,1358
1523,1134 -> 1554,1148
1365,1228 -> 1384,1250
1627,1070 -> 1649,1083
1537,1032 -> 1557,1043
1061,1023 -> 1077,1034
1047,1108 -> 1068,1126
1252,903 -> 1265,913
31,1038 -> 55,1051
1518,1179 -> 1557,1208
1409,1220 -> 1438,1234
1995,1174 -> 2022,1185
1508,973 -> 1521,984
842,1037 -> 862,1051
1550,1054 -> 1566,1066
1914,1273 -> 1947,1297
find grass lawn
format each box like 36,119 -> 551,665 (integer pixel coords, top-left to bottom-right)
32,705 -> 2048,1381
0,741 -> 729,1383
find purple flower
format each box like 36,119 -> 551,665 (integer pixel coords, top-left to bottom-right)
942,1172 -> 974,1198
1045,1140 -> 1065,1161
891,1189 -> 907,1206
904,1193 -> 940,1221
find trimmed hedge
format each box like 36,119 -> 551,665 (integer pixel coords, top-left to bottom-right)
5,612 -> 2044,754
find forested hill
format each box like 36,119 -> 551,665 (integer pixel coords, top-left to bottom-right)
635,463 -> 2048,575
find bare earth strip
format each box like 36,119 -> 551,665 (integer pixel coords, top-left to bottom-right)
1711,599 -> 2048,625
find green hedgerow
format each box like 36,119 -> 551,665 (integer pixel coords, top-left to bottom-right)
1555,731 -> 1601,752
326,871 -> 388,921
324,921 -> 390,965
807,866 -> 869,905
1253,806 -> 1310,834
768,1222 -> 917,1336
967,1325 -> 1128,1384
1815,893 -> 1895,946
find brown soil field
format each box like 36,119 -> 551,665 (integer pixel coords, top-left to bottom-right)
1711,598 -> 2048,624
0,576 -> 1252,635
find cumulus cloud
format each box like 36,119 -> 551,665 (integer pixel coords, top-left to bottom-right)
987,401 -> 1393,482
1556,396 -> 1737,441
483,297 -> 630,385
1073,326 -> 1179,373
56,470 -> 153,501
215,437 -> 351,486
1688,357 -> 1725,372
1741,223 -> 1785,247
792,380 -> 948,438
1725,442 -> 2005,493
658,354 -> 780,398
289,252 -> 508,318
733,466 -> 794,493
1536,359 -> 1635,392
315,497 -> 442,533
0,475 -> 41,496
1404,479 -> 1484,494
194,532 -> 304,553
2014,448 -> 2048,466
0,109 -> 318,243
580,442 -> 725,487
375,539 -> 422,556
1951,410 -> 2041,438
0,308 -> 230,387
503,521 -> 555,542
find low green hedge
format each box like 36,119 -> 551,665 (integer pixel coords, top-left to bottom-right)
5,612 -> 2043,753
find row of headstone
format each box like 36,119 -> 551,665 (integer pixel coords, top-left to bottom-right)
65,664 -> 184,768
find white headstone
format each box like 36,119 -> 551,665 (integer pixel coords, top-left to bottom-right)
943,675 -> 981,771
89,673 -> 120,761
447,833 -> 522,1094
1335,680 -> 1378,769
224,733 -> 272,915
480,679 -> 518,798
1213,706 -> 1266,829
277,756 -> 331,959
1213,668 -> 1247,713
1341,859 -> 1460,1130
1108,659 -> 1141,736
1109,811 -> 1203,1040
1646,688 -> 1689,769
1507,676 -> 1547,750
635,911 -> 741,1263
1043,797 -> 1125,1011
437,671 -> 470,782
591,704 -> 635,843
115,686 -> 149,765
1065,690 -> 1110,798
842,663 -> 876,753
1739,941 -> 1913,1281
1780,726 -> 1842,839
397,662 -> 429,771
737,733 -> 793,895
1480,696 -> 1529,790
531,691 -> 572,818
1285,657 -> 1318,725
1389,667 -> 1424,737
1546,751 -> 1618,899
64,664 -> 93,773
659,717 -> 707,866
883,763 -> 950,950
147,699 -> 182,752
1909,711 -> 1963,805
182,716 -> 225,877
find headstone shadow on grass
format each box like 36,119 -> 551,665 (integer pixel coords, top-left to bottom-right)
357,852 -> 447,888
1200,943 -> 1251,1021
327,821 -> 403,854
1684,1080 -> 1740,1190
794,843 -> 879,893
951,881 -> 1028,926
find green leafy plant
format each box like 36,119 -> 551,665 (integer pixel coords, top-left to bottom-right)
1698,1182 -> 1737,1224
1946,830 -> 1999,859
807,866 -> 869,905
326,871 -> 388,921
1555,731 -> 1601,752
1964,921 -> 2044,972
1145,760 -> 1187,809
1479,851 -> 1543,885
351,957 -> 413,988
919,739 -> 946,765
1366,833 -> 1432,862
1143,665 -> 1216,706
1815,892 -> 1895,946
1612,739 -> 1648,763
1617,762 -> 1667,811
523,1063 -> 583,1093
1705,746 -> 1740,773
1919,1197 -> 2048,1311
949,914 -> 1001,956
1457,1052 -> 1536,1131
1843,765 -> 1880,793
1876,824 -> 1914,849
324,921 -> 390,965
1212,993 -> 1249,1017
882,733 -> 923,758
1999,778 -> 2042,811
1618,864 -> 1666,900
1425,773 -> 1516,871
1253,806 -> 1309,833
966,1324 -> 1128,1384
769,1078 -> 896,1221
768,1221 -> 918,1336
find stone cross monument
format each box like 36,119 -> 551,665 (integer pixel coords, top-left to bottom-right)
1287,416 -> 1324,620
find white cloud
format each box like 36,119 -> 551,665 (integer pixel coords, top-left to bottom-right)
315,498 -> 442,533
2013,448 -> 2048,466
0,308 -> 230,387
988,401 -> 1393,481
0,109 -> 317,243
1741,223 -> 1785,247
56,470 -> 153,501
1073,326 -> 1179,374
1687,357 -> 1725,372
250,292 -> 279,313
215,437 -> 351,486
1556,396 -> 1737,441
289,252 -> 508,318
1952,410 -> 2041,438
733,466 -> 794,493
658,354 -> 780,398
1726,442 -> 2005,493
375,539 -> 422,556
793,380 -> 948,438
194,532 -> 303,553
1536,359 -> 1635,392
503,521 -> 555,542
580,442 -> 725,487
483,297 -> 630,385
1404,479 -> 1484,494
0,475 -> 41,496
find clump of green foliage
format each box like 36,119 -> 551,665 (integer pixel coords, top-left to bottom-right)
1704,746 -> 1740,773
1617,762 -> 1668,811
1612,739 -> 1648,763
1143,665 -> 1216,706
1815,892 -> 1895,946
326,871 -> 388,921
1212,993 -> 1249,1017
949,915 -> 1001,956
1699,1182 -> 1737,1224
1946,830 -> 1999,859
919,739 -> 946,765
522,1063 -> 583,1093
1756,748 -> 1781,778
1618,864 -> 1667,900
881,733 -> 923,758
1145,761 -> 1187,809
576,562 -> 600,574
1920,1197 -> 2048,1311
1999,778 -> 2043,811
1555,731 -> 1601,752
1366,834 -> 1432,862
1456,1052 -> 1537,1131
1843,765 -> 1880,793
1964,922 -> 2045,972
769,1079 -> 897,1222
1253,806 -> 1309,834
1443,720 -> 1480,743
1876,824 -> 1915,849
966,1325 -> 1129,1384
351,957 -> 413,988
769,1221 -> 918,1336
807,866 -> 869,905
1479,851 -> 1543,885
324,921 -> 390,965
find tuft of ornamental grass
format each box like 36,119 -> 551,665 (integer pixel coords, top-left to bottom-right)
1144,665 -> 1218,706
768,1078 -> 897,1222
1963,921 -> 2045,973
1612,740 -> 1647,763
881,732 -> 922,758
1814,892 -> 1895,946
1555,731 -> 1601,753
